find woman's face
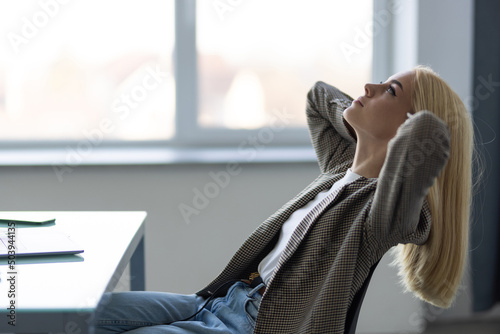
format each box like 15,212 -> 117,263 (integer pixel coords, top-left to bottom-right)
343,70 -> 415,142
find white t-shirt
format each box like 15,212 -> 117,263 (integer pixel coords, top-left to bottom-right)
258,169 -> 362,286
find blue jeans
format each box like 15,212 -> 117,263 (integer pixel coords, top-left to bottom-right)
92,281 -> 263,334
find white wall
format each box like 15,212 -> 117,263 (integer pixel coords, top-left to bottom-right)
416,0 -> 474,107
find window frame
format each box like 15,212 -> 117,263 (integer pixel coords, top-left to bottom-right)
0,0 -> 386,165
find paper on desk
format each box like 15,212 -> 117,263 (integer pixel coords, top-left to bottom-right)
0,212 -> 56,224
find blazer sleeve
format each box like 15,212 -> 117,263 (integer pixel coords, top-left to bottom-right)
368,110 -> 451,245
306,81 -> 357,174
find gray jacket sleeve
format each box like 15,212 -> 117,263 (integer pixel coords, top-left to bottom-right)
368,110 -> 451,245
306,81 -> 357,174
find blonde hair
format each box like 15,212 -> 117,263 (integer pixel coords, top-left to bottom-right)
392,65 -> 475,308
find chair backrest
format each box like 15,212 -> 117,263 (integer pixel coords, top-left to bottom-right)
344,260 -> 380,334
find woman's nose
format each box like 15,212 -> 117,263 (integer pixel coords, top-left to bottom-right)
364,83 -> 374,97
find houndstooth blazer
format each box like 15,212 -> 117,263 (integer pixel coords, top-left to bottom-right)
197,82 -> 451,333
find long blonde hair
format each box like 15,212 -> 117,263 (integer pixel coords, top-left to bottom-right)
393,65 -> 475,308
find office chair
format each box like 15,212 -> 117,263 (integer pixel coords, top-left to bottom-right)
344,260 -> 380,334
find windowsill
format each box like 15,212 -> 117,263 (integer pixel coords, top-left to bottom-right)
0,146 -> 317,166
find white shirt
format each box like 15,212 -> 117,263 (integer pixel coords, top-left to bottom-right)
258,169 -> 362,286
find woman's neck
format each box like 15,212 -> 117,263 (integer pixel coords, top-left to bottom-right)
350,137 -> 388,179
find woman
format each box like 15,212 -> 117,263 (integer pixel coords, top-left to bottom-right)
93,65 -> 474,333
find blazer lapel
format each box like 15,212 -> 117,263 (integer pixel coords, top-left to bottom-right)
241,173 -> 344,263
265,173 -> 343,228
267,173 -> 348,284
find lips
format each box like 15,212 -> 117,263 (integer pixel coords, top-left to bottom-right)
354,97 -> 364,107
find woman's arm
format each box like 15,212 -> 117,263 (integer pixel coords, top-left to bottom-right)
306,81 -> 357,174
368,110 -> 451,245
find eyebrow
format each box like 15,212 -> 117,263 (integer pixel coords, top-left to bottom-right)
390,79 -> 404,92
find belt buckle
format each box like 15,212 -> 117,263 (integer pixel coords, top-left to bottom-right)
248,272 -> 260,281
247,272 -> 266,295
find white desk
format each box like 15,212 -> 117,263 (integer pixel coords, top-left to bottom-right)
0,211 -> 146,333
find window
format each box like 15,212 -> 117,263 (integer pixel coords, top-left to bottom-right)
0,0 -> 373,153
0,0 -> 175,142
197,0 -> 372,131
